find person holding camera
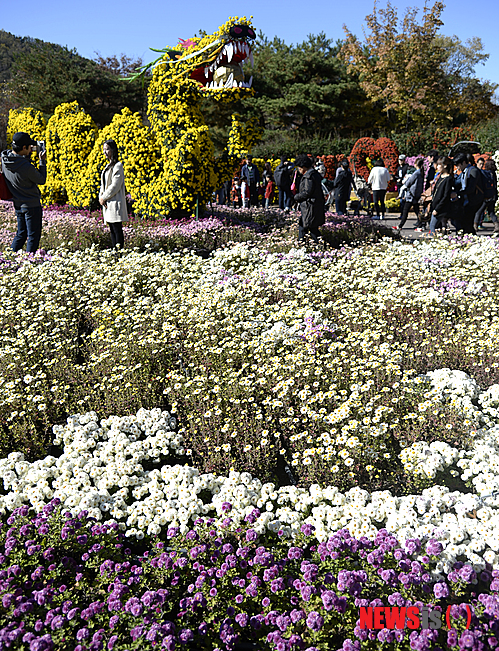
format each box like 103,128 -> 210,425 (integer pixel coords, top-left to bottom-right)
99,139 -> 128,250
1,132 -> 47,253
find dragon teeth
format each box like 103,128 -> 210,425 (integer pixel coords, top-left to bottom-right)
249,52 -> 254,67
226,42 -> 234,63
248,76 -> 253,87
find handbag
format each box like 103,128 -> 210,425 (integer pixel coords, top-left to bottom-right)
0,171 -> 13,201
290,170 -> 297,196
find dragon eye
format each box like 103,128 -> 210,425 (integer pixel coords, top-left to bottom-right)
229,25 -> 251,39
247,27 -> 256,39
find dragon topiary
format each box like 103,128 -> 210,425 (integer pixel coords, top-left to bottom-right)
7,17 -> 261,218
136,16 -> 261,217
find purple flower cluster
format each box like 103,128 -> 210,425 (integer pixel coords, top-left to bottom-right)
1,503 -> 499,651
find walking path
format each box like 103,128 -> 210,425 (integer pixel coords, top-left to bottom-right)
381,212 -> 496,240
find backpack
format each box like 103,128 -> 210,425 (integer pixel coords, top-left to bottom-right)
274,165 -> 284,187
0,170 -> 13,201
481,169 -> 495,200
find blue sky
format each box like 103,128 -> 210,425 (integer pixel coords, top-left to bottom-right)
2,0 -> 499,85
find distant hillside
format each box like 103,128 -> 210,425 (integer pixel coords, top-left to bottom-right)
0,30 -> 147,129
0,30 -> 54,82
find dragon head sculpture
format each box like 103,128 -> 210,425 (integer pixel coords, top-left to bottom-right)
132,17 -> 261,217
137,17 -> 256,97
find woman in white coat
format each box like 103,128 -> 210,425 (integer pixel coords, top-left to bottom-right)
99,139 -> 128,249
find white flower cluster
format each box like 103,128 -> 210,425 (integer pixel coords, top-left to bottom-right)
423,368 -> 482,419
0,409 -> 183,534
0,397 -> 499,575
456,425 -> 499,496
400,441 -> 459,479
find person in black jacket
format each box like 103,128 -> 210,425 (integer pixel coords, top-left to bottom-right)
1,132 -> 47,253
333,159 -> 356,215
293,154 -> 325,243
475,159 -> 499,233
274,157 -> 293,211
425,150 -> 439,190
454,153 -> 484,234
429,156 -> 454,234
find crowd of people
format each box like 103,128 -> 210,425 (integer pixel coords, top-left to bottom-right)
395,151 -> 499,235
2,129 -> 498,256
219,150 -> 499,238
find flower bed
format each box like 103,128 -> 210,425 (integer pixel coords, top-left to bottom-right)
1,221 -> 499,646
1,501 -> 499,651
0,202 -> 391,256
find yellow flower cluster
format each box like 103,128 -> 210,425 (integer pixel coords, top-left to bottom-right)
7,17 -> 260,216
80,108 -> 162,214
213,115 -> 263,190
252,157 -> 281,177
7,107 -> 46,166
7,107 -> 46,145
43,102 -> 98,205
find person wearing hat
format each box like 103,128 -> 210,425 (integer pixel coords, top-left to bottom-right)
395,154 -> 409,213
1,132 -> 47,253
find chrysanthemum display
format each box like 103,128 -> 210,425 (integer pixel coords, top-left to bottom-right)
2,502 -> 498,651
7,17 -> 261,218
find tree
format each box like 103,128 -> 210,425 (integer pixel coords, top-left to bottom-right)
6,39 -> 147,125
93,53 -> 144,78
437,35 -> 498,125
475,116 -> 499,153
244,32 -> 380,135
341,2 -> 498,130
341,1 -> 450,129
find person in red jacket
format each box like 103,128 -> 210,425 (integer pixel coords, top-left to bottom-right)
265,177 -> 275,208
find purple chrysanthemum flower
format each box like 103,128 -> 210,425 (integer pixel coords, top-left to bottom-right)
306,611 -> 324,632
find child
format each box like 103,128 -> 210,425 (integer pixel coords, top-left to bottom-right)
257,182 -> 265,207
265,176 -> 275,208
231,176 -> 242,208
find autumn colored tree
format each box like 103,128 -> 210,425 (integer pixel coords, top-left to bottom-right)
341,1 -> 450,129
437,35 -> 498,125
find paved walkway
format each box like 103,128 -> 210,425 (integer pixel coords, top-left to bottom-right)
380,212 -> 497,240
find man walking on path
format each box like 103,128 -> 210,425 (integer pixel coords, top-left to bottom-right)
274,158 -> 293,211
293,154 -> 325,243
1,132 -> 47,253
333,159 -> 356,216
454,153 -> 484,235
368,160 -> 391,219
